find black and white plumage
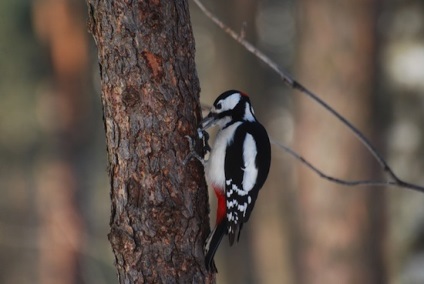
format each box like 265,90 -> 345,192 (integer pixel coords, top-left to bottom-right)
199,90 -> 271,272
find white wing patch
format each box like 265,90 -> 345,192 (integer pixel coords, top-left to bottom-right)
226,134 -> 259,227
242,134 -> 258,192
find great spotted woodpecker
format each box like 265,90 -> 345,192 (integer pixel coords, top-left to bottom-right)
197,90 -> 271,272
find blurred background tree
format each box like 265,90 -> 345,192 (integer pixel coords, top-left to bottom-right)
0,0 -> 423,283
294,0 -> 386,283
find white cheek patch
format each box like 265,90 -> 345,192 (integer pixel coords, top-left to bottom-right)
218,93 -> 241,112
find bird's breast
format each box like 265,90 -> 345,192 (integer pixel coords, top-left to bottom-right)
205,122 -> 242,190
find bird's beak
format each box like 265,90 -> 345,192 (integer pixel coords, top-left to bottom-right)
199,112 -> 217,130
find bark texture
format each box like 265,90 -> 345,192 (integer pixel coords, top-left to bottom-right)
87,1 -> 213,283
294,0 -> 386,283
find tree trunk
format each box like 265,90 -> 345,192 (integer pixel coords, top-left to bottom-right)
87,1 -> 213,283
294,0 -> 386,283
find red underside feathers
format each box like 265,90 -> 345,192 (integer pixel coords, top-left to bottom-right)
213,186 -> 226,225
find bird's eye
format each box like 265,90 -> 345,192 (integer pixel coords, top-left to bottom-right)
215,102 -> 222,110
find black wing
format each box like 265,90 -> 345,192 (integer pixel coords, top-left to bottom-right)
224,121 -> 271,245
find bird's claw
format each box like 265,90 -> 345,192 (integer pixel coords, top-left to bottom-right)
183,135 -> 207,166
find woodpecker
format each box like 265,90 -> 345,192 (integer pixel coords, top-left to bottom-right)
198,90 -> 271,272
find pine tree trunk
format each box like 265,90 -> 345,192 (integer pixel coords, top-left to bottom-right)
87,1 -> 213,282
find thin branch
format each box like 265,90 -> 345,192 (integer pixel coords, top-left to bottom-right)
271,139 -> 395,188
192,0 -> 424,193
271,139 -> 424,192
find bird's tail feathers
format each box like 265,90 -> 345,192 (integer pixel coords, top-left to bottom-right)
204,221 -> 226,273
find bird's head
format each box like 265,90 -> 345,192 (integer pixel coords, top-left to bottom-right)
200,90 -> 256,130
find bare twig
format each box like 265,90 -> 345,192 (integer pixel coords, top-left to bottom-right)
192,0 -> 424,193
271,139 -> 424,192
240,21 -> 247,39
271,140 -> 394,188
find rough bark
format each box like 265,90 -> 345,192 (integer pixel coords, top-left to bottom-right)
294,0 -> 386,284
87,1 -> 213,283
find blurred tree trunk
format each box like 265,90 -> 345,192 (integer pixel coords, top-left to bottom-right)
33,1 -> 88,283
87,1 -> 213,283
294,1 -> 386,284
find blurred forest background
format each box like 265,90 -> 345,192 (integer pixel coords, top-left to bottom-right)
1,0 -> 424,283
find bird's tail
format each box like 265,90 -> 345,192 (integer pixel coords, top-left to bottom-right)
204,220 -> 227,273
